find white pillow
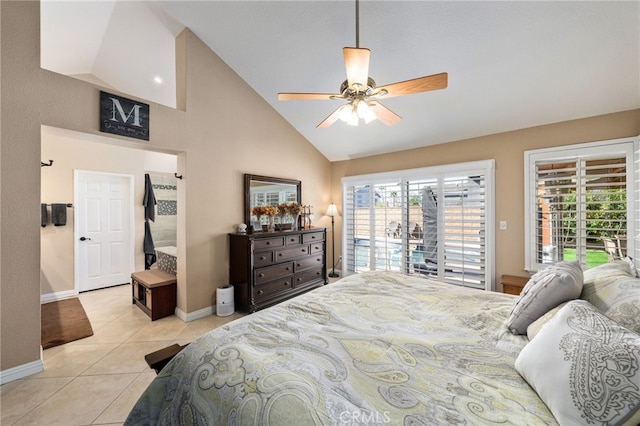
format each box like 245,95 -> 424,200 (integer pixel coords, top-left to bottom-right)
507,261 -> 583,335
515,300 -> 640,426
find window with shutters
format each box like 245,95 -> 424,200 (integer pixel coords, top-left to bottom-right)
524,137 -> 637,272
342,160 -> 494,290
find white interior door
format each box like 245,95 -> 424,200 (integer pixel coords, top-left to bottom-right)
75,171 -> 134,292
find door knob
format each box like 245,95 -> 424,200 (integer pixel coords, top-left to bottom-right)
79,237 -> 91,241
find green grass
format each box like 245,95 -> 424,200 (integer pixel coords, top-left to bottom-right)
562,249 -> 610,269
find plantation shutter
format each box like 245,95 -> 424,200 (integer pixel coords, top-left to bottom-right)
440,175 -> 486,289
342,161 -> 494,290
533,156 -> 627,267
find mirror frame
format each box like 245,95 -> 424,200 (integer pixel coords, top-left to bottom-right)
244,174 -> 302,227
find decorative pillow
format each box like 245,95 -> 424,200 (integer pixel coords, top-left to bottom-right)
507,261 -> 583,335
580,273 -> 640,335
526,301 -> 568,341
582,259 -> 634,286
515,300 -> 640,426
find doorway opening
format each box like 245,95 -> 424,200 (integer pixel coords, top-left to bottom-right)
40,125 -> 183,301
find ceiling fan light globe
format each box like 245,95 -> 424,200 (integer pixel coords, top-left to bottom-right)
339,104 -> 354,122
347,114 -> 359,126
363,112 -> 377,124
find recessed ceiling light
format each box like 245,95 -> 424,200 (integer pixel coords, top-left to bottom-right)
153,76 -> 163,84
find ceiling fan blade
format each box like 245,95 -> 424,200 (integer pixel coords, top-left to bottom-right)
376,72 -> 448,99
278,93 -> 340,101
369,101 -> 402,126
343,47 -> 370,91
316,105 -> 347,128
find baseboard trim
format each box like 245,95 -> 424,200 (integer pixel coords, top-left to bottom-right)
41,290 -> 78,304
175,305 -> 215,322
0,358 -> 44,385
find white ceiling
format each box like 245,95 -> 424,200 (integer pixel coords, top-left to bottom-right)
41,1 -> 640,161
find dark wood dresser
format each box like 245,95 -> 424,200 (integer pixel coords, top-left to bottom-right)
229,228 -> 327,312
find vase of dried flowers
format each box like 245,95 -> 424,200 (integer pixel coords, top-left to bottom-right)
252,205 -> 278,231
286,202 -> 302,230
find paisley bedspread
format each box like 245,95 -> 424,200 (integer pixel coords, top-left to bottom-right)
125,272 -> 556,425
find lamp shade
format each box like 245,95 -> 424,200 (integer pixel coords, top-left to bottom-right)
326,203 -> 338,217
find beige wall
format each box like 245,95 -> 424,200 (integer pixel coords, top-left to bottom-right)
1,2 -> 331,374
331,109 -> 640,286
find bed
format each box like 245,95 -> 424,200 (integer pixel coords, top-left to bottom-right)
125,266 -> 640,425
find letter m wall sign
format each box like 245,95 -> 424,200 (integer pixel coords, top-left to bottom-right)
100,91 -> 150,141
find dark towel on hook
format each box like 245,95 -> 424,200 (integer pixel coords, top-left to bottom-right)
51,204 -> 67,226
143,174 -> 157,222
41,204 -> 48,227
144,220 -> 156,270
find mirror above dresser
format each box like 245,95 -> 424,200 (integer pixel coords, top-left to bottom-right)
244,174 -> 301,230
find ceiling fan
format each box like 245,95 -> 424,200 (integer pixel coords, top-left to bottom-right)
277,0 -> 448,128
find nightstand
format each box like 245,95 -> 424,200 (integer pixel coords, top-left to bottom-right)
500,275 -> 529,296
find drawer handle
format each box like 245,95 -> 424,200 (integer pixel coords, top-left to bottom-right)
266,241 -> 271,245
296,263 -> 301,267
311,236 -> 316,239
317,258 -> 321,262
258,273 -> 264,278
278,253 -> 283,257
284,282 -> 290,286
297,278 -> 302,282
260,256 -> 266,260
316,271 -> 320,275
286,267 -> 290,271
258,290 -> 264,295
301,249 -> 306,253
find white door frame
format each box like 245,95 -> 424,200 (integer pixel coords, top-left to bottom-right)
74,170 -> 135,293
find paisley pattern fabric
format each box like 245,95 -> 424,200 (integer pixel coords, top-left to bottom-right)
125,272 -> 556,425
560,302 -> 640,423
515,300 -> 640,426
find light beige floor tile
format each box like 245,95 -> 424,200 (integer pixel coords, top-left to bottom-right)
175,313 -> 244,340
12,374 -> 138,426
92,370 -> 156,424
82,341 -> 175,375
69,320 -> 142,345
0,377 -> 73,424
33,344 -> 116,378
125,317 -> 187,343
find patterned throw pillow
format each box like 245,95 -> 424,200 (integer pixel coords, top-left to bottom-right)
582,259 -> 634,286
581,273 -> 640,335
515,300 -> 640,426
507,261 -> 583,335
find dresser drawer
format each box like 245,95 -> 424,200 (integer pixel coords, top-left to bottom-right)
294,268 -> 324,287
295,255 -> 324,272
255,277 -> 293,302
255,262 -> 294,285
302,232 -> 324,244
275,245 -> 309,262
310,242 -> 324,254
254,237 -> 284,250
284,234 -> 301,246
253,251 -> 274,268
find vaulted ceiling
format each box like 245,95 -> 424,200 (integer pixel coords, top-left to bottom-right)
41,1 -> 640,161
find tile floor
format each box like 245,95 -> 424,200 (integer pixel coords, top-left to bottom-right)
1,284 -> 244,425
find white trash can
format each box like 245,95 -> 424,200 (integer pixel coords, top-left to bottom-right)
216,285 -> 235,317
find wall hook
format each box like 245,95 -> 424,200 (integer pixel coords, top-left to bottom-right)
174,173 -> 183,180
41,160 -> 54,167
